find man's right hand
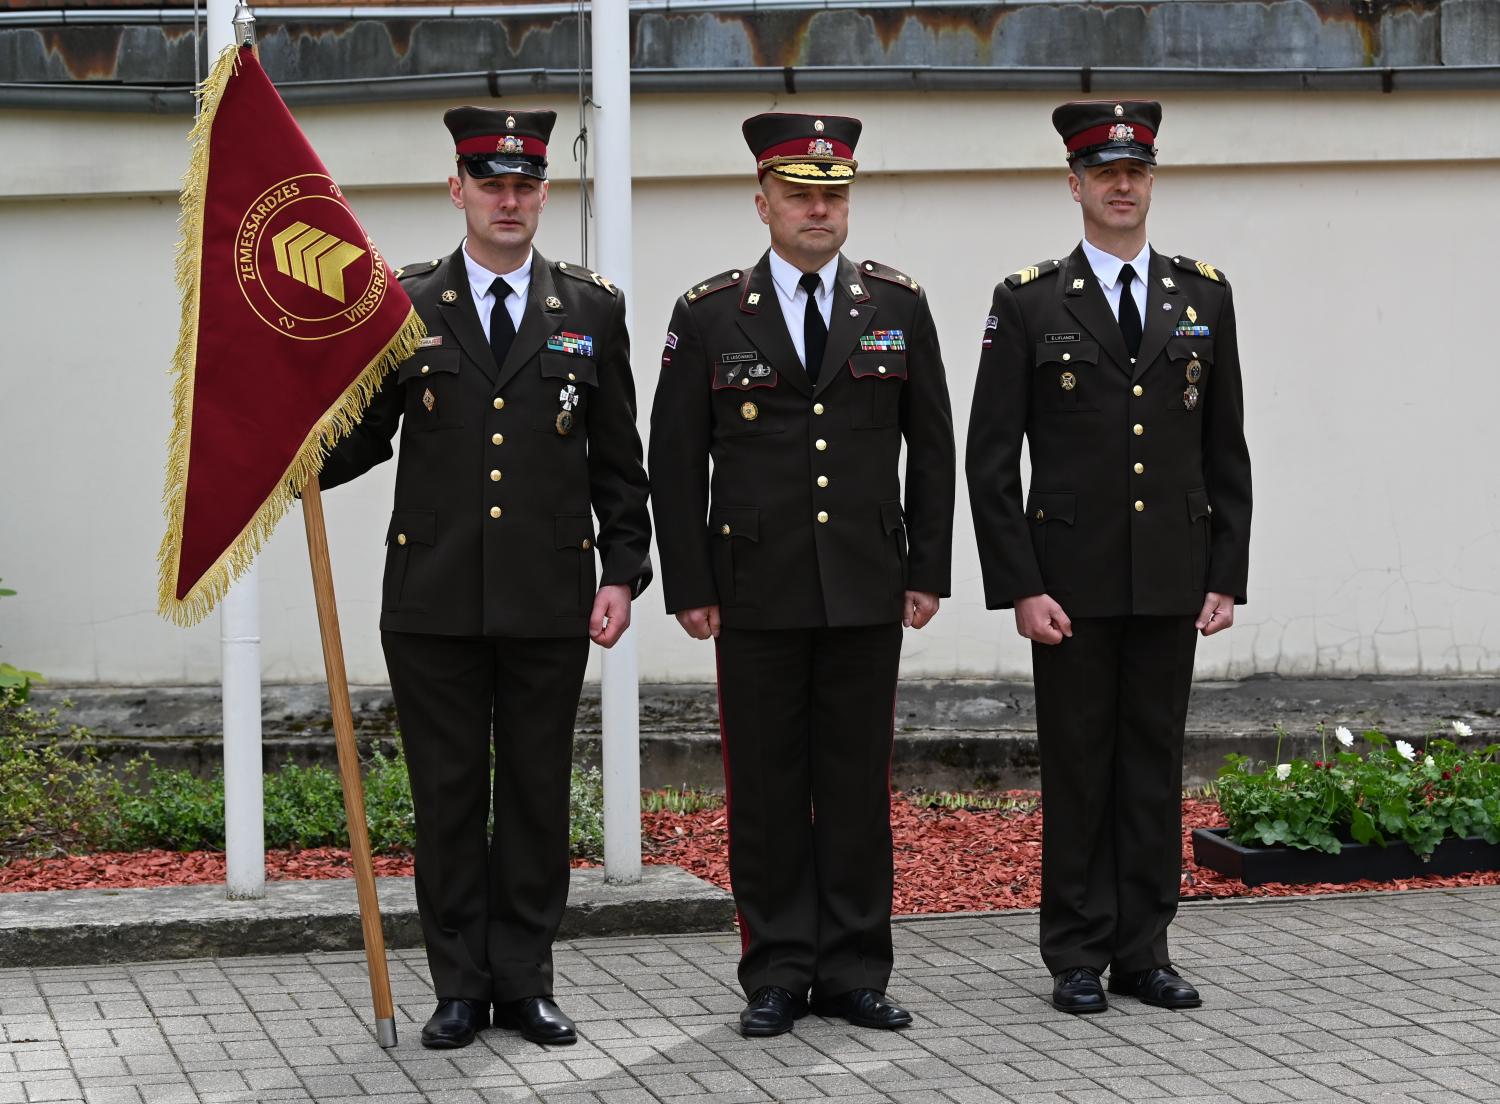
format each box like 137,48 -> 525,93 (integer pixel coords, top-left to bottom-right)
676,605 -> 722,640
1014,593 -> 1072,645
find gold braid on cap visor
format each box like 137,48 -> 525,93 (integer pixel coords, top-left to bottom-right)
759,156 -> 857,181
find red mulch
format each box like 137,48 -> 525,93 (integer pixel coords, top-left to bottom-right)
5,795 -> 1500,906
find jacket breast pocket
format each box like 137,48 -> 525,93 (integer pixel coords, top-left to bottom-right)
535,352 -> 598,433
1164,339 -> 1213,413
1034,342 -> 1101,411
1025,490 -> 1077,594
709,505 -> 759,609
383,508 -> 435,612
397,350 -> 463,430
848,353 -> 906,429
712,358 -> 783,436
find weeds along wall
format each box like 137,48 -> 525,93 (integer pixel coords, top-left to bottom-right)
1,90 -> 1498,682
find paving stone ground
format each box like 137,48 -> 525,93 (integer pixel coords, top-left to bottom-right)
3,887 -> 1499,1104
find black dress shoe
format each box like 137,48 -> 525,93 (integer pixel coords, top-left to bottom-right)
1108,966 -> 1202,1009
812,988 -> 913,1030
493,996 -> 578,1045
420,998 -> 489,1049
739,986 -> 809,1037
1051,968 -> 1107,1014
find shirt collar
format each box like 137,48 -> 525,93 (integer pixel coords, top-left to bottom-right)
769,248 -> 840,301
463,244 -> 533,304
1080,238 -> 1152,290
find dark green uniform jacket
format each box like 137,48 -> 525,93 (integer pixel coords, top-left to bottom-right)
650,250 -> 955,629
319,245 -> 652,636
966,244 -> 1251,617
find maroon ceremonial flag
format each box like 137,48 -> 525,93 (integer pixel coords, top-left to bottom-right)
159,46 -> 423,624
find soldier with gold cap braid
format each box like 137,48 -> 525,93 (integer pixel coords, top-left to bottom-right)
650,112 -> 956,1038
319,105 -> 651,1050
966,100 -> 1252,1016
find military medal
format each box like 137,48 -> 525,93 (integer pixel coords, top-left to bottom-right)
1060,371 -> 1077,391
1185,359 -> 1203,383
1183,384 -> 1200,411
740,401 -> 759,421
556,383 -> 579,436
422,387 -> 436,412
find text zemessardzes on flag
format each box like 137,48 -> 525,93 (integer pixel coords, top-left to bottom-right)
159,47 -> 425,624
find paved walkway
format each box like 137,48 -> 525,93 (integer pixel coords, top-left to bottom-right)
3,887 -> 1499,1104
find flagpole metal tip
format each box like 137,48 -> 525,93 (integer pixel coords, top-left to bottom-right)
375,1018 -> 398,1048
232,4 -> 256,46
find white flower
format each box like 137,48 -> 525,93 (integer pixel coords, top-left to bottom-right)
1335,725 -> 1354,748
1453,720 -> 1474,738
1425,755 -> 1436,769
1395,740 -> 1416,762
1275,763 -> 1292,781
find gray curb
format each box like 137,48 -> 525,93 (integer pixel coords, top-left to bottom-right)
0,865 -> 734,968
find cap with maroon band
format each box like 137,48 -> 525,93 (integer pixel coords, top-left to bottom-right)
1051,100 -> 1160,168
443,106 -> 556,180
742,112 -> 861,183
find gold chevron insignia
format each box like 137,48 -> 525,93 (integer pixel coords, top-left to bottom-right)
1195,260 -> 1222,283
270,221 -> 367,302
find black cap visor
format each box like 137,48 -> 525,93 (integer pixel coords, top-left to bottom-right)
459,154 -> 548,180
1070,143 -> 1157,169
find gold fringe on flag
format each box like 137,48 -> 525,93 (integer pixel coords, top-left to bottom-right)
156,46 -> 424,627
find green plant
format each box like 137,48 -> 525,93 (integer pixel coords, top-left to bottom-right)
1216,721 -> 1499,857
570,766 -> 605,861
908,790 -> 1039,813
0,579 -> 44,701
111,758 -> 225,852
362,746 -> 416,850
641,786 -> 723,814
0,689 -> 123,856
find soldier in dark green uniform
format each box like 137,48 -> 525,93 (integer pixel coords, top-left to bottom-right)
319,107 -> 651,1049
650,112 -> 956,1038
966,101 -> 1252,1015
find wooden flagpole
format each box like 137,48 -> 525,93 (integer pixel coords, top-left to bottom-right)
300,475 -> 398,1048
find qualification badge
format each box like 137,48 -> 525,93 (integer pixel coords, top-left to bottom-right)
422,387 -> 436,412
1185,359 -> 1203,384
1060,371 -> 1077,391
740,401 -> 759,421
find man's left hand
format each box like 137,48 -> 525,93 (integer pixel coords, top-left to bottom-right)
590,584 -> 633,647
904,591 -> 940,630
1196,592 -> 1235,637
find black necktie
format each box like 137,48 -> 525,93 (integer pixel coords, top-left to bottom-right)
488,277 -> 516,370
800,271 -> 827,385
1117,263 -> 1142,359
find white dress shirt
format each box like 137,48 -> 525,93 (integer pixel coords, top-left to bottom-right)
768,248 -> 838,370
1080,238 -> 1150,325
463,244 -> 532,340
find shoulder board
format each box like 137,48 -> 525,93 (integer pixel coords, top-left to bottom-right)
857,259 -> 920,294
1004,259 -> 1062,290
1170,254 -> 1227,284
555,261 -> 618,295
684,268 -> 744,303
395,257 -> 442,281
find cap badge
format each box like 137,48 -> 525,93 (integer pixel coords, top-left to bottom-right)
1114,104 -> 1125,117
498,134 -> 525,154
814,119 -> 826,132
1108,123 -> 1135,143
808,137 -> 835,158
505,115 -> 516,129
441,289 -> 458,303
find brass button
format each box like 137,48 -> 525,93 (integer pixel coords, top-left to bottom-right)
567,372 -> 577,381
493,397 -> 505,410
1134,462 -> 1145,475
813,403 -> 825,415
721,524 -> 732,536
1135,500 -> 1145,512
817,475 -> 828,488
1133,423 -> 1144,436
816,511 -> 829,524
491,433 -> 504,445
1132,385 -> 1143,397
396,533 -> 407,546
1062,353 -> 1071,362
581,539 -> 592,550
815,439 -> 827,451
1034,509 -> 1045,521
489,506 -> 502,519
741,378 -> 750,387
490,470 -> 502,482
420,365 -> 430,375
878,365 -> 887,374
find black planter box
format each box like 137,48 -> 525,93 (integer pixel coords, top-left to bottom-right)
1191,827 -> 1500,887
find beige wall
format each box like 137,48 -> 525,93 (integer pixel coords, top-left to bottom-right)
2,89 -> 1498,683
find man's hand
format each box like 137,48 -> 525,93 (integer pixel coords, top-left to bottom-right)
904,591 -> 940,630
589,584 -> 633,648
1015,593 -> 1072,645
676,605 -> 722,640
1196,592 -> 1236,637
